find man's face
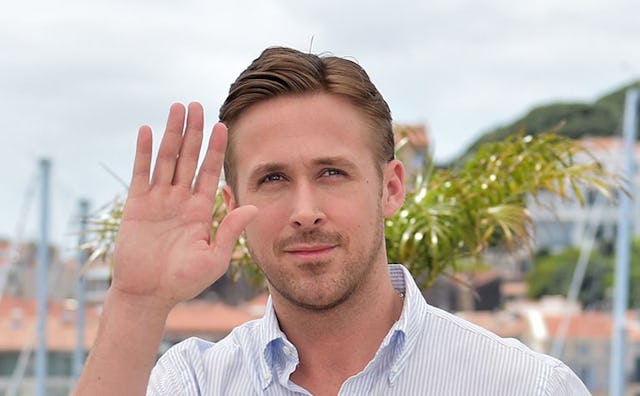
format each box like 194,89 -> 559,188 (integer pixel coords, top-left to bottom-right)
224,93 -> 404,311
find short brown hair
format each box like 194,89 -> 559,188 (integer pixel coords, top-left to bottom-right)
219,46 -> 394,190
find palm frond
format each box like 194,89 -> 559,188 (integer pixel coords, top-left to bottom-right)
387,131 -> 621,287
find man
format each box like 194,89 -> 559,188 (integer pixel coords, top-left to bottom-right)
75,47 -> 589,395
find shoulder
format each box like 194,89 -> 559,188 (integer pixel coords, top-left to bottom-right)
406,302 -> 589,394
159,316 -> 265,366
147,319 -> 265,395
421,302 -> 542,357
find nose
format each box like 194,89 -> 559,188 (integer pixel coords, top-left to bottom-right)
289,183 -> 326,228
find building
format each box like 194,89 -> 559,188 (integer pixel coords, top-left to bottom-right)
0,294 -> 266,395
393,123 -> 430,183
529,137 -> 640,253
0,296 -> 100,396
0,240 -> 71,300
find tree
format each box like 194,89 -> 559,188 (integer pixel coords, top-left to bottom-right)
453,80 -> 640,167
526,247 -> 611,308
527,239 -> 640,308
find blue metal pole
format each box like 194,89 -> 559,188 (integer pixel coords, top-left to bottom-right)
36,158 -> 51,396
609,88 -> 638,396
73,199 -> 90,381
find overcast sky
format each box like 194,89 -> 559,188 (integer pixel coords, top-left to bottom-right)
1,0 -> 639,253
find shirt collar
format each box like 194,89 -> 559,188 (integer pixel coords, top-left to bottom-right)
257,296 -> 285,389
255,264 -> 427,388
385,264 -> 427,384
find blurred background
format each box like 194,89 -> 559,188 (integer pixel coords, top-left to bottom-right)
1,0 -> 639,395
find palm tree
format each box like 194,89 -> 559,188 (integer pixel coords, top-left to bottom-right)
386,131 -> 619,287
84,130 -> 620,289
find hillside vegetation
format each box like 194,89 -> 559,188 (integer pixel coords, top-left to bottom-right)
455,80 -> 640,165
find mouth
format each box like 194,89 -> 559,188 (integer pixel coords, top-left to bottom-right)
283,244 -> 337,260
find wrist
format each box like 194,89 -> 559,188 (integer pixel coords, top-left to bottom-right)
75,286 -> 172,395
103,287 -> 174,327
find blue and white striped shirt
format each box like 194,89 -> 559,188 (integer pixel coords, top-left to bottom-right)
148,265 -> 589,395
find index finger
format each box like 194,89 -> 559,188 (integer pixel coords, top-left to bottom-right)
129,125 -> 153,197
193,123 -> 227,200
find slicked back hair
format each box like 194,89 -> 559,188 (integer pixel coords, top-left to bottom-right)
219,46 -> 394,192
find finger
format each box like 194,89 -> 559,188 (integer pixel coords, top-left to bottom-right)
194,123 -> 227,199
210,205 -> 258,261
173,102 -> 204,188
129,126 -> 153,197
151,103 -> 186,186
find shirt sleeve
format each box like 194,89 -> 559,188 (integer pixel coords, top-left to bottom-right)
147,338 -> 205,396
543,362 -> 591,396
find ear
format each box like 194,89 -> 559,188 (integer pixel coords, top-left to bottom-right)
222,184 -> 238,211
381,159 -> 406,218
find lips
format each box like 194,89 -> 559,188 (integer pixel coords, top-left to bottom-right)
275,230 -> 345,260
283,244 -> 336,259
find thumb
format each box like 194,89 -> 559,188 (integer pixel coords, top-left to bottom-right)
211,205 -> 258,260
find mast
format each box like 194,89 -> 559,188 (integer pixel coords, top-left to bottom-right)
36,158 -> 51,396
609,88 -> 638,396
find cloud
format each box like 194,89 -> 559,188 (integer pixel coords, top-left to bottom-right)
1,0 -> 639,247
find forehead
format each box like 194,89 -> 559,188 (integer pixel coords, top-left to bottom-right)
229,93 -> 377,172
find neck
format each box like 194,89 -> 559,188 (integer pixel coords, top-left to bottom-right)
270,263 -> 404,394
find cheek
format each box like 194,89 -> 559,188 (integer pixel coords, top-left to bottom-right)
244,201 -> 288,244
330,195 -> 379,229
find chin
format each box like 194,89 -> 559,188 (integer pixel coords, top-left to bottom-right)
290,296 -> 349,312
280,282 -> 357,312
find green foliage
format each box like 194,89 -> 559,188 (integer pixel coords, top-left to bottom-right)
595,80 -> 640,111
527,239 -> 640,308
386,132 -> 618,287
455,80 -> 640,166
83,189 -> 262,287
526,248 -> 611,308
472,103 -> 618,148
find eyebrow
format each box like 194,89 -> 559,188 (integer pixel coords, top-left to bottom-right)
249,163 -> 287,181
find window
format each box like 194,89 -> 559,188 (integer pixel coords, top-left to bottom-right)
0,352 -> 19,376
48,351 -> 72,377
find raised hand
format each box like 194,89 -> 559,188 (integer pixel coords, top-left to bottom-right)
111,102 -> 257,311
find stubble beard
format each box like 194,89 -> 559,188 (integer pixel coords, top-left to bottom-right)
247,223 -> 385,312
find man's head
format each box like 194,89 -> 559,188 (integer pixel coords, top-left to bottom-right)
218,47 -> 406,311
219,46 -> 394,192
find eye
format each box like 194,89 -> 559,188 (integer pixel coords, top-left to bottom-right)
261,173 -> 286,183
322,168 -> 344,177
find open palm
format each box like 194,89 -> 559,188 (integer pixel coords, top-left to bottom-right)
111,103 -> 256,309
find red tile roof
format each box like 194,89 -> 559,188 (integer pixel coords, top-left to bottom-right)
456,311 -> 527,338
545,311 -> 640,341
545,312 -> 611,339
165,299 -> 263,336
0,296 -> 101,351
579,137 -> 640,153
0,294 -> 268,351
